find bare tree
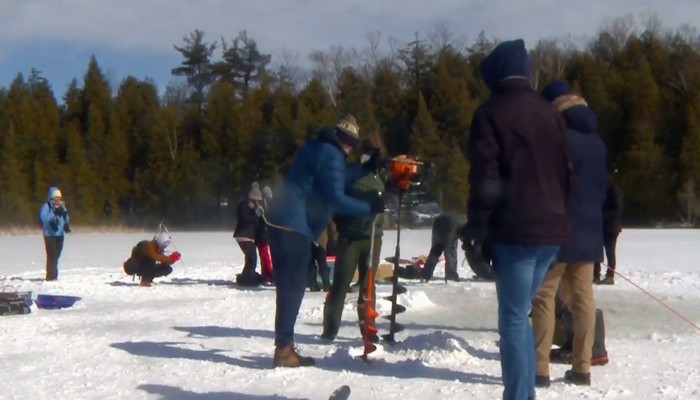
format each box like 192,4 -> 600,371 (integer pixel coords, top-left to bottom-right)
529,38 -> 566,90
273,48 -> 306,92
428,21 -> 467,53
309,46 -> 353,104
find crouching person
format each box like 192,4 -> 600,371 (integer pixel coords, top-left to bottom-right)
123,232 -> 181,287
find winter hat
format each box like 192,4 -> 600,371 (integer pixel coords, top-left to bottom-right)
248,182 -> 263,201
155,232 -> 171,250
542,80 -> 571,102
48,187 -> 62,199
480,39 -> 531,90
335,114 -> 360,149
262,185 -> 273,200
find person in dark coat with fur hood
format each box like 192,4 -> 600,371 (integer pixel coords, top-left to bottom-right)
531,79 -> 608,389
265,114 -> 385,368
461,40 -> 572,400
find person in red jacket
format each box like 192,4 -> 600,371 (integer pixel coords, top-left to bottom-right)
123,232 -> 181,287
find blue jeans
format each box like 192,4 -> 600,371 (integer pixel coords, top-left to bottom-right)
268,227 -> 312,347
492,244 -> 559,400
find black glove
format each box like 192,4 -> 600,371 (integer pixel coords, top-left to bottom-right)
369,196 -> 385,214
53,207 -> 66,217
362,150 -> 384,172
64,223 -> 72,233
49,219 -> 59,232
460,224 -> 487,249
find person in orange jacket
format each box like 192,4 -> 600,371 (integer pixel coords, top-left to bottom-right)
123,232 -> 181,287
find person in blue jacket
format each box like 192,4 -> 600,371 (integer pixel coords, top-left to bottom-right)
265,114 -> 385,368
39,186 -> 71,281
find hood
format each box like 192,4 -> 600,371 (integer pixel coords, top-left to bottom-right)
561,105 -> 598,133
46,186 -> 61,202
479,39 -> 531,91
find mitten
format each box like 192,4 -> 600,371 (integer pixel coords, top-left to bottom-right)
169,251 -> 181,262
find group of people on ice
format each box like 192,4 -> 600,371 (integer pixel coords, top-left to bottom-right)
38,36 -> 626,400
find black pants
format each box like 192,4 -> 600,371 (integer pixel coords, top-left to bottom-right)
594,232 -> 619,279
238,240 -> 258,276
421,240 -> 459,281
44,236 -> 64,281
138,259 -> 173,280
308,242 -> 330,290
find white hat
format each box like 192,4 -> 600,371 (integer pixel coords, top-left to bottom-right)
49,188 -> 62,199
155,232 -> 171,250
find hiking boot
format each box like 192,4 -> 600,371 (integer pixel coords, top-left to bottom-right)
564,369 -> 591,386
535,375 -> 551,388
445,274 -> 460,282
320,332 -> 336,342
593,276 -> 601,284
139,277 -> 153,287
600,276 -> 615,285
273,344 -> 315,368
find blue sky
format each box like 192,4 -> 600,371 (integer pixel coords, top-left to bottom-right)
1,0 -> 698,97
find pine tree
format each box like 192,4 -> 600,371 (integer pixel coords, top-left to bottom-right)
215,30 -> 271,97
0,121 -> 33,222
172,30 -> 217,114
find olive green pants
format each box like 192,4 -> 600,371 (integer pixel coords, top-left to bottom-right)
322,236 -> 382,338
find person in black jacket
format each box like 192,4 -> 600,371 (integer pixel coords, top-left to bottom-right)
594,176 -> 623,285
461,39 -> 571,400
234,184 -> 265,286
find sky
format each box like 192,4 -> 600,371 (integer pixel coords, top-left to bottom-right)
1,0 -> 699,97
1,229 -> 699,399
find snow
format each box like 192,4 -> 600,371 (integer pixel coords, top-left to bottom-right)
1,229 -> 699,400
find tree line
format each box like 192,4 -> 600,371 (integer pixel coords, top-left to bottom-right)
1,15 -> 700,229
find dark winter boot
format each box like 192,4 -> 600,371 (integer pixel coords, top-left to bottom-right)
535,375 -> 551,388
564,370 -> 591,386
600,276 -> 615,285
273,344 -> 315,368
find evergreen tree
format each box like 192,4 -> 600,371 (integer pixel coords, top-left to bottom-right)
172,30 -> 217,114
215,30 -> 271,97
0,121 -> 32,222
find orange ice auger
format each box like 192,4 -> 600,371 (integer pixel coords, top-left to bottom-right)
381,155 -> 428,343
359,215 -> 380,361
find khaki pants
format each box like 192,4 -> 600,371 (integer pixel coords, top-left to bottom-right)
532,262 -> 596,375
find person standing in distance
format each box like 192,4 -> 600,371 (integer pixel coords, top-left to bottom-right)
39,186 -> 71,281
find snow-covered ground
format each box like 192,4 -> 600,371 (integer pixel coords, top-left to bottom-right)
1,229 -> 699,400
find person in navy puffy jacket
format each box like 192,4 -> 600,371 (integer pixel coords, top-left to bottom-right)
265,114 -> 385,368
39,186 -> 71,281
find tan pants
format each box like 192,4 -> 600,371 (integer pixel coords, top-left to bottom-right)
532,262 -> 596,375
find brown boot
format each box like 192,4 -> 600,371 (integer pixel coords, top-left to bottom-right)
273,344 -> 315,368
139,276 -> 153,287
600,276 -> 615,285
